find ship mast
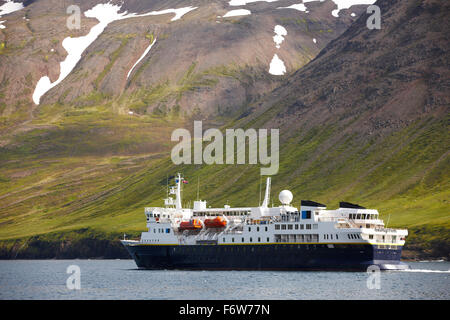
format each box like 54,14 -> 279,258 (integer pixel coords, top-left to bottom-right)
176,173 -> 182,209
261,177 -> 271,208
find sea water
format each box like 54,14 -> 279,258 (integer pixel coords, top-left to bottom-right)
0,260 -> 448,300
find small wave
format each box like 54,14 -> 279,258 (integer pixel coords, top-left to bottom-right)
418,259 -> 445,263
400,269 -> 450,273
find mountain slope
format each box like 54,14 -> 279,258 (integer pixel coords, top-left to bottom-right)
0,0 -> 361,126
0,0 -> 448,259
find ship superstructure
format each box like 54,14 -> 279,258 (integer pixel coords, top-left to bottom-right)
122,174 -> 409,270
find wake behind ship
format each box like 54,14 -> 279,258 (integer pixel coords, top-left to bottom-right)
121,174 -> 409,271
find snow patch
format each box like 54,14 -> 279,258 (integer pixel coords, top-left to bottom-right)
277,0 -> 375,17
123,6 -> 197,22
0,0 -> 24,16
0,0 -> 24,28
269,54 -> 286,75
127,37 -> 157,79
273,25 -> 287,48
223,9 -> 251,17
331,0 -> 376,17
32,3 -> 197,105
278,4 -> 308,12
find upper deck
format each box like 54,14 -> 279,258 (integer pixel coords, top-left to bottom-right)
138,175 -> 407,246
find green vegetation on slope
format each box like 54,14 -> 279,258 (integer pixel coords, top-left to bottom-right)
1,106 -> 447,258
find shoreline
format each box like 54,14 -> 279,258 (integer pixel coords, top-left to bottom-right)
0,241 -> 447,261
0,227 -> 448,261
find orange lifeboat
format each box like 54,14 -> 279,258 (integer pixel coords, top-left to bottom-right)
204,216 -> 227,228
179,219 -> 203,231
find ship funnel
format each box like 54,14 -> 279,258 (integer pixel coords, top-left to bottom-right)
261,177 -> 271,208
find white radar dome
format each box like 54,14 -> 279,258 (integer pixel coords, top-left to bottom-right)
279,190 -> 293,205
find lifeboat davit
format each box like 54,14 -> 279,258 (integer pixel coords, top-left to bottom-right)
179,219 -> 203,231
204,216 -> 227,228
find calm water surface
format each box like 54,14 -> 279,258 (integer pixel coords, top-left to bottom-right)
0,260 -> 448,299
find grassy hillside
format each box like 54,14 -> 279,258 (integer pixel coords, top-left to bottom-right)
0,106 -> 447,258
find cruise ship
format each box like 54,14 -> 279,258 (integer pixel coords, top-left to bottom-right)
121,174 -> 409,271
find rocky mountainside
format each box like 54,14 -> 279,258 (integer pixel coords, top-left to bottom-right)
240,0 -> 448,135
0,0 -> 362,127
0,0 -> 448,259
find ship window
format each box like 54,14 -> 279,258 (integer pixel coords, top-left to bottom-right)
330,234 -> 333,240
248,227 -> 251,232
258,237 -> 261,242
154,229 -> 156,233
232,238 -> 234,243
275,225 -> 280,230
288,224 -> 293,230
300,224 -> 304,230
295,224 -> 299,230
265,227 -> 268,232
267,237 -> 270,242
223,238 -> 225,243
306,224 -> 311,230
257,227 -> 260,232
357,214 -> 361,219
281,225 -> 286,230
250,237 -> 253,242
336,234 -> 338,240
369,235 -> 373,240
166,228 -> 170,233
242,238 -> 244,242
